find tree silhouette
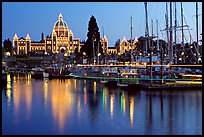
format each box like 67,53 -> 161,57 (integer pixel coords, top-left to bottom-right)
81,15 -> 103,63
3,38 -> 12,53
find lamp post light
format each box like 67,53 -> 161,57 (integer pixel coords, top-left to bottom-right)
98,53 -> 101,65
82,52 -> 86,64
198,57 -> 201,63
174,54 -> 177,64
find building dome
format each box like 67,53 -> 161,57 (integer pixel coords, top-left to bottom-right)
53,13 -> 69,37
55,20 -> 67,28
54,13 -> 68,29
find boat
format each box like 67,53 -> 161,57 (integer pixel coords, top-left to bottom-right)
43,72 -> 49,78
175,74 -> 202,84
30,67 -> 45,79
45,66 -> 71,79
116,66 -> 142,90
100,67 -> 119,87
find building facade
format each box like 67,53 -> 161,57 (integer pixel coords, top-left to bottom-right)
13,13 -> 81,55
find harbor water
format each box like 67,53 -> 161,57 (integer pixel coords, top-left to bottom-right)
2,73 -> 202,135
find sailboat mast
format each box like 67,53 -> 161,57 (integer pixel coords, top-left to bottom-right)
181,2 -> 185,63
156,19 -> 159,53
169,2 -> 173,65
130,15 -> 133,64
174,2 -> 177,64
196,2 -> 199,62
144,2 -> 152,82
165,2 -> 169,58
152,20 -> 154,51
144,2 -> 148,56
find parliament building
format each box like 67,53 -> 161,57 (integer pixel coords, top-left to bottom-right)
13,13 -> 83,55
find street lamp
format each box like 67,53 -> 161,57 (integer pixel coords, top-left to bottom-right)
97,53 -> 101,65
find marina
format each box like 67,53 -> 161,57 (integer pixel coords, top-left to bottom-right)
2,2 -> 202,135
2,63 -> 202,90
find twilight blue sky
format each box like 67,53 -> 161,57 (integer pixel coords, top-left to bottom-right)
2,2 -> 202,47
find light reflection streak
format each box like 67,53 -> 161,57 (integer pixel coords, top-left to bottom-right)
120,94 -> 123,112
74,79 -> 76,90
104,88 -> 108,109
110,94 -> 114,118
13,75 -> 16,83
102,88 -> 105,109
122,93 -> 126,116
84,86 -> 87,106
27,73 -> 31,80
13,80 -> 20,116
129,97 -> 134,127
25,75 -> 32,118
6,74 -> 11,105
43,79 -> 48,107
102,87 -> 108,109
51,80 -> 74,133
94,81 -> 96,94
13,74 -> 32,120
77,97 -> 81,118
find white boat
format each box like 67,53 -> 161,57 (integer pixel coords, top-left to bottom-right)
117,82 -> 128,87
175,81 -> 202,84
43,72 -> 49,78
100,80 -> 108,84
117,70 -> 140,88
175,74 -> 202,84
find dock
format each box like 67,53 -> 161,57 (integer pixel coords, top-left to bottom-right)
140,81 -> 202,90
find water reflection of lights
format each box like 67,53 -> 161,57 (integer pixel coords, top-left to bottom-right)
51,80 -> 74,133
120,93 -> 126,115
102,87 -> 108,109
43,79 -> 48,107
27,74 -> 31,85
13,76 -> 16,83
74,79 -> 77,90
129,97 -> 134,127
110,94 -> 114,118
25,75 -> 32,116
94,81 -> 97,94
13,74 -> 32,119
6,74 -> 11,105
84,86 -> 87,106
27,73 -> 31,80
77,97 -> 81,117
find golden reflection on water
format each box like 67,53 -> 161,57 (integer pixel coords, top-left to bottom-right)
43,78 -> 49,107
129,97 -> 134,127
13,74 -> 32,120
74,79 -> 77,90
94,81 -> 97,94
25,78 -> 32,115
50,79 -> 74,132
121,93 -> 127,116
6,74 -> 11,105
13,75 -> 16,83
110,94 -> 114,118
